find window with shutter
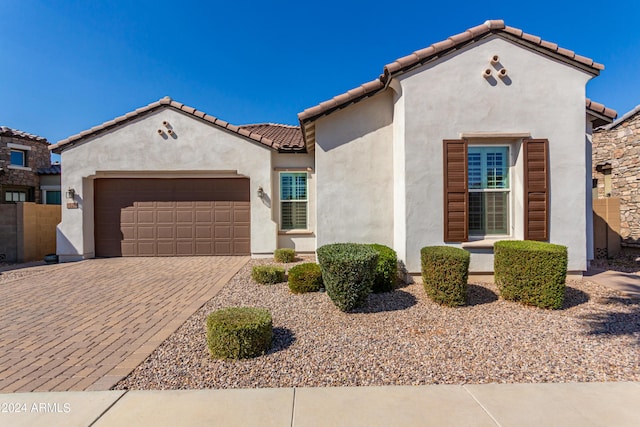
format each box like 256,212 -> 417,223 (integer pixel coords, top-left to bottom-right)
280,172 -> 308,230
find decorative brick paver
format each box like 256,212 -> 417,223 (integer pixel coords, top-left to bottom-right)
0,256 -> 248,392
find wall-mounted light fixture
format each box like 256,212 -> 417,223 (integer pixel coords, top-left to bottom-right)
66,187 -> 79,209
257,186 -> 264,198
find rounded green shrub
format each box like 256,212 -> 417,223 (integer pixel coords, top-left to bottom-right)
274,248 -> 296,263
288,263 -> 323,293
206,307 -> 272,359
368,244 -> 398,293
317,243 -> 378,312
251,265 -> 286,284
494,240 -> 567,309
420,246 -> 470,307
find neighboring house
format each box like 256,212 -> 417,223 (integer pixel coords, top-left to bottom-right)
50,20 -> 615,274
0,126 -> 60,204
592,105 -> 640,246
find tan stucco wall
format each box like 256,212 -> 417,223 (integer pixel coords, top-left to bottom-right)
314,35 -> 594,272
314,91 -> 395,249
56,108 -> 277,260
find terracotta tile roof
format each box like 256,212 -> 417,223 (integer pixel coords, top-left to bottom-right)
50,97 -> 304,153
298,19 -> 605,124
586,98 -> 617,120
37,164 -> 61,175
238,123 -> 305,152
599,104 -> 639,130
0,126 -> 49,144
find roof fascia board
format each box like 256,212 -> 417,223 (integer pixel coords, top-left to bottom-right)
498,32 -> 600,76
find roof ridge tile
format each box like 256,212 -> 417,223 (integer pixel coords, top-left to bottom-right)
51,96 -> 304,153
298,19 -> 606,124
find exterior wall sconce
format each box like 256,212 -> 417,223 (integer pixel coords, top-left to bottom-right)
66,187 -> 78,209
257,186 -> 264,198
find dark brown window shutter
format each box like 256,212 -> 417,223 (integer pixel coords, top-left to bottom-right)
523,138 -> 549,241
443,139 -> 468,242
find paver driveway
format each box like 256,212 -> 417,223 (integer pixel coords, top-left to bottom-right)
0,257 -> 248,392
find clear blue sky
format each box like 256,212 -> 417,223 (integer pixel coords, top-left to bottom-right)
2,0 -> 639,162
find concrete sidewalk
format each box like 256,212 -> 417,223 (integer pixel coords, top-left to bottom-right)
1,382 -> 638,427
585,268 -> 640,297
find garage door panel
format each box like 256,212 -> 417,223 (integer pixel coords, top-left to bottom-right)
157,226 -> 174,239
157,210 -> 174,223
196,226 -> 212,238
176,211 -> 194,223
157,241 -> 176,256
137,226 -> 155,239
234,225 -> 250,239
196,211 -> 212,222
215,225 -> 231,238
234,241 -> 250,254
176,241 -> 195,255
121,226 -> 135,240
215,241 -> 232,254
137,242 -> 156,256
176,226 -> 193,238
95,178 -> 250,257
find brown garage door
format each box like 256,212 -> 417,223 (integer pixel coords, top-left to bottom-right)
94,178 -> 250,257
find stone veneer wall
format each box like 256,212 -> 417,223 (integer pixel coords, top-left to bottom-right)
592,111 -> 640,245
0,135 -> 51,203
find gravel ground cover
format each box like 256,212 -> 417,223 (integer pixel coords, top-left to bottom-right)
116,257 -> 640,390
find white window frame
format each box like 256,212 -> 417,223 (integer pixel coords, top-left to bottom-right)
279,171 -> 309,231
41,185 -> 62,205
467,144 -> 513,238
5,190 -> 27,202
7,142 -> 31,170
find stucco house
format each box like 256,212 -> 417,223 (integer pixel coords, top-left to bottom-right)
592,105 -> 640,246
50,20 -> 615,274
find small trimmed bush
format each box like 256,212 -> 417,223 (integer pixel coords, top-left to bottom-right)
369,244 -> 398,293
251,265 -> 286,284
420,246 -> 470,307
274,248 -> 296,263
206,307 -> 272,359
288,263 -> 323,293
317,243 -> 378,311
494,240 -> 567,309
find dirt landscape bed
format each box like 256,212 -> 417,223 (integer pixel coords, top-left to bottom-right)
115,257 -> 640,390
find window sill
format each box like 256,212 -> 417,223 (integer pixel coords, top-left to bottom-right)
278,230 -> 314,236
462,237 -> 513,249
8,165 -> 31,171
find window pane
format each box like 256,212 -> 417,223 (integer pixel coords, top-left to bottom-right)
46,191 -> 62,205
468,152 -> 482,189
469,192 -> 484,234
486,149 -> 508,189
485,192 -> 508,234
281,201 -> 307,230
10,150 -> 25,166
280,173 -> 307,201
468,147 -> 509,189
